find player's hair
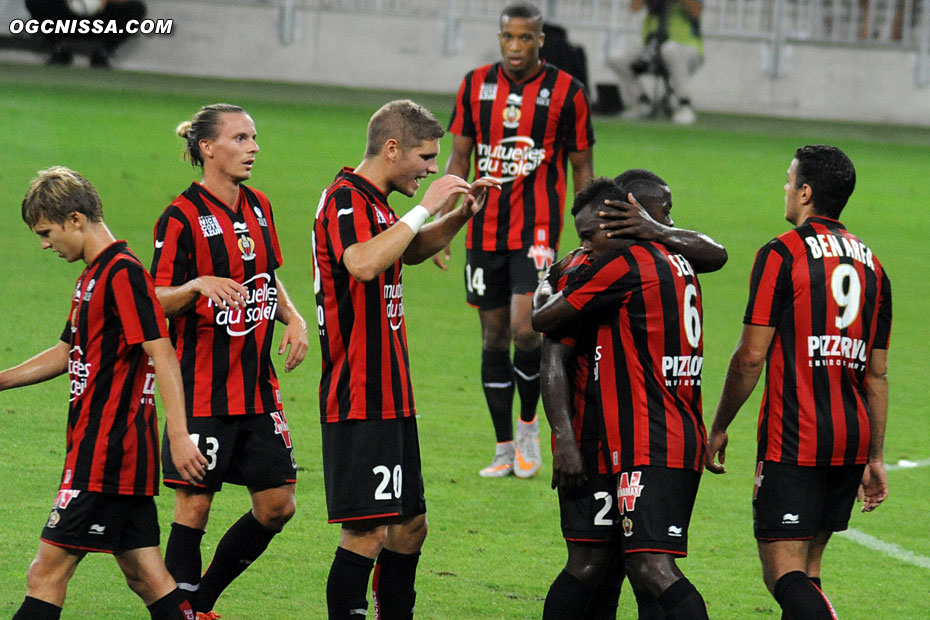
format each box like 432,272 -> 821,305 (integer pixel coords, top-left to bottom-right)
501,2 -> 543,24
177,103 -> 247,168
613,168 -> 667,192
794,144 -> 856,219
364,100 -> 445,158
571,177 -> 626,216
22,166 -> 103,227
624,179 -> 671,216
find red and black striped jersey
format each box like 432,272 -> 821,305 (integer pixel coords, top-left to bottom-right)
58,241 -> 168,496
744,215 -> 892,467
449,61 -> 594,254
313,168 -> 416,423
150,182 -> 284,418
547,249 -> 610,474
562,243 -> 706,473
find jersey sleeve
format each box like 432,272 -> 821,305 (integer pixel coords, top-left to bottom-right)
561,251 -> 633,315
324,188 -> 382,263
151,207 -> 194,287
562,78 -> 595,153
872,268 -> 892,349
448,72 -> 476,138
110,262 -> 170,345
743,239 -> 790,326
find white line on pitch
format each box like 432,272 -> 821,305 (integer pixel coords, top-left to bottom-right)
838,529 -> 930,570
885,458 -> 930,472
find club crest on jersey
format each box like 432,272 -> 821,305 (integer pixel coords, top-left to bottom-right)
480,83 -> 498,101
536,88 -> 551,107
622,516 -> 633,537
253,205 -> 268,227
617,471 -> 644,514
270,411 -> 292,448
502,93 -> 523,129
198,215 -> 223,238
234,222 -> 256,261
46,510 -> 61,528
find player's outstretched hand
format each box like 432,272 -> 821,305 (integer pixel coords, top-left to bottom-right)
420,174 -> 472,215
705,429 -> 729,474
551,441 -> 587,490
278,315 -> 309,373
858,461 -> 888,512
170,434 -> 209,485
195,276 -> 248,310
600,194 -> 666,240
461,176 -> 502,216
431,245 -> 452,271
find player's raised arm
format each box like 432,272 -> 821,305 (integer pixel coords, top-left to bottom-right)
0,340 -> 70,391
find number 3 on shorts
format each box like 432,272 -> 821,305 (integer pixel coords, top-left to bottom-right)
189,433 -> 219,471
373,464 -> 403,501
465,264 -> 486,297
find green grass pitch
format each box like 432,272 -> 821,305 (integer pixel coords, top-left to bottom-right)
0,63 -> 928,618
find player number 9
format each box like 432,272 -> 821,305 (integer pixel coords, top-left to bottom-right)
831,264 -> 862,330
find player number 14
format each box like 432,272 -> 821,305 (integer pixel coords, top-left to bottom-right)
465,265 -> 486,296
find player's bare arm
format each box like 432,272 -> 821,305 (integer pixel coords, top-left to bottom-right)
155,276 -> 248,316
599,195 -> 728,272
569,148 -> 595,196
273,278 -> 308,373
432,134 -> 476,270
142,337 -> 207,484
0,340 -> 70,391
541,337 -> 587,489
405,176 -> 501,265
859,348 -> 889,511
705,324 -> 775,474
344,175 -> 470,281
531,291 -> 578,334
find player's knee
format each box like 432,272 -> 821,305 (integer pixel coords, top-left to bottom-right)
255,496 -> 297,531
25,555 -> 71,592
565,554 -> 610,587
512,328 -> 540,351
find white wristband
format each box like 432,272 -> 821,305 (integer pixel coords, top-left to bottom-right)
399,205 -> 431,234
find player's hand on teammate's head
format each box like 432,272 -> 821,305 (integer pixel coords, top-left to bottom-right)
599,194 -> 664,240
419,174 -> 472,215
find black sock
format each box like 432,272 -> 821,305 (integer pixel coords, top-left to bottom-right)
372,548 -> 420,620
147,588 -> 194,620
586,550 -> 625,620
327,547 -> 375,620
658,577 -> 708,620
482,349 -> 514,442
164,522 -> 205,606
198,511 -> 277,612
512,347 -> 541,423
543,570 -> 592,620
780,577 -> 824,620
12,597 -> 61,620
634,587 -> 667,619
774,571 -> 837,620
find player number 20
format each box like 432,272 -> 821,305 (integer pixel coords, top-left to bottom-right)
683,283 -> 701,349
831,264 -> 862,329
465,265 -> 486,296
373,464 -> 403,501
189,433 -> 219,471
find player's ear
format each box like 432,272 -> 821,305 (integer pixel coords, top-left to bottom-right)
799,183 -> 813,205
538,32 -> 545,48
199,138 -> 213,160
65,211 -> 85,230
384,138 -> 400,162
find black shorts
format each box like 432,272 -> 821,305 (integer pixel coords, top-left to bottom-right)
322,416 -> 426,524
162,411 -> 298,492
464,248 -> 552,310
617,466 -> 701,557
559,474 -> 621,543
41,489 -> 160,554
753,460 -> 865,541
